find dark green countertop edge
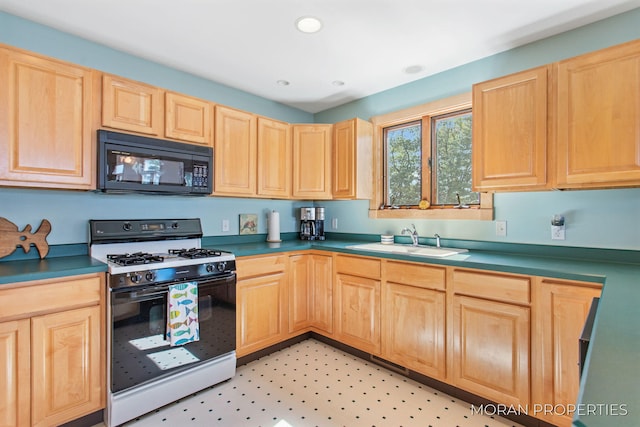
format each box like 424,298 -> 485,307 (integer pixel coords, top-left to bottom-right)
2,233 -> 638,427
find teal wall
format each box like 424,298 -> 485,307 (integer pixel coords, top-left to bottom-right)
1,10 -> 639,250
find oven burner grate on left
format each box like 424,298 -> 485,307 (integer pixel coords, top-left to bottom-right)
107,252 -> 165,266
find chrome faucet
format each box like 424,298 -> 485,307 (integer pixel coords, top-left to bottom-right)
434,233 -> 441,248
401,224 -> 419,246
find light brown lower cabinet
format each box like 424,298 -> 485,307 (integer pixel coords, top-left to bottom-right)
450,269 -> 531,407
382,261 -> 446,380
0,274 -> 105,427
288,253 -> 333,334
236,254 -> 288,357
532,278 -> 602,427
237,251 -> 604,426
452,294 -> 530,406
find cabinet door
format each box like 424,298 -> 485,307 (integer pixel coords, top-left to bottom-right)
472,66 -> 550,191
292,124 -> 332,199
257,117 -> 291,198
556,40 -> 640,188
165,92 -> 213,146
310,254 -> 333,334
102,74 -> 163,136
0,319 -> 30,427
384,283 -> 446,380
237,272 -> 287,357
31,305 -> 102,427
452,295 -> 530,407
332,118 -> 373,199
214,106 -> 257,196
288,254 -> 311,333
0,48 -> 95,189
334,273 -> 381,354
532,279 -> 602,427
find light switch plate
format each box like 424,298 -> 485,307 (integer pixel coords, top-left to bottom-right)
495,220 -> 507,237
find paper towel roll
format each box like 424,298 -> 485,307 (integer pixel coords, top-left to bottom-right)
266,210 -> 281,242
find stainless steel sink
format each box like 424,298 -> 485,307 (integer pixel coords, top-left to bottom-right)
345,242 -> 468,258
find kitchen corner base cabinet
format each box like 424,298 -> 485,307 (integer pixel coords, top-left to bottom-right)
532,278 -> 602,427
0,273 -> 105,427
0,45 -> 96,190
288,253 -> 333,335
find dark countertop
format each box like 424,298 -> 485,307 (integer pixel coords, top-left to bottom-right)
210,238 -> 639,427
1,236 -> 637,426
0,255 -> 107,284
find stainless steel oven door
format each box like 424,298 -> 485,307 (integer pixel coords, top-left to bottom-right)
110,273 -> 236,394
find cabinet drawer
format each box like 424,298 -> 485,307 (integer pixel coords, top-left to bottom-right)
0,274 -> 103,322
452,269 -> 530,304
385,261 -> 445,290
335,255 -> 381,279
236,254 -> 287,279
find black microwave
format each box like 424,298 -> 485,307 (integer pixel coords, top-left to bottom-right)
97,130 -> 213,195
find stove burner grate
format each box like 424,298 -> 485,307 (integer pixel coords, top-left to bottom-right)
169,248 -> 223,259
107,252 -> 165,266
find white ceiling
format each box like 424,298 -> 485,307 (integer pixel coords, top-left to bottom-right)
1,0 -> 639,113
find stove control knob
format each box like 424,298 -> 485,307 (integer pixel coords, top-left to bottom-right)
216,262 -> 227,272
171,221 -> 179,229
130,273 -> 142,284
205,264 -> 214,273
123,222 -> 132,231
145,271 -> 156,282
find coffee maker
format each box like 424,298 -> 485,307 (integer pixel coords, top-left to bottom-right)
299,207 -> 315,240
314,207 -> 326,240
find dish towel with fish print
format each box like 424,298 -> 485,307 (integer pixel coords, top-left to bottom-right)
166,282 -> 199,346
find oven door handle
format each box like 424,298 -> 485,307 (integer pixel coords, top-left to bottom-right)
197,272 -> 236,288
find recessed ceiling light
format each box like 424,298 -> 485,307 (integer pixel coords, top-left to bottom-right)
332,80 -> 345,86
403,65 -> 424,74
276,80 -> 290,86
295,16 -> 323,34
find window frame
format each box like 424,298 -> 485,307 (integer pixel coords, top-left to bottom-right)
369,92 -> 493,220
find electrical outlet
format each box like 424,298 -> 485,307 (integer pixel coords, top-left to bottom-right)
495,220 -> 507,237
221,219 -> 230,232
331,217 -> 338,230
551,225 -> 566,240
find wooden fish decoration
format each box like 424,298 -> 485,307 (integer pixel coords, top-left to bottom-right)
0,217 -> 51,259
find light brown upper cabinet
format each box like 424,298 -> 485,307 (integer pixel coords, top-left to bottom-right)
0,46 -> 96,189
214,105 -> 257,196
472,66 -> 550,191
332,118 -> 373,199
102,75 -> 214,146
257,117 -> 291,198
473,39 -> 640,191
102,74 -> 164,136
165,91 -> 213,146
292,124 -> 332,199
556,39 -> 640,188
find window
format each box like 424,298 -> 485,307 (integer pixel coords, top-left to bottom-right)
383,109 -> 478,207
370,92 -> 492,220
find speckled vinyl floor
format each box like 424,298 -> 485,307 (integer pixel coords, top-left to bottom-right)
122,339 -> 523,427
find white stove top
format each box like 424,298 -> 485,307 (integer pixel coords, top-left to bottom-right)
90,238 -> 235,275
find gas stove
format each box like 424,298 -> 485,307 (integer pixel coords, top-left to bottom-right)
89,219 -> 235,289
